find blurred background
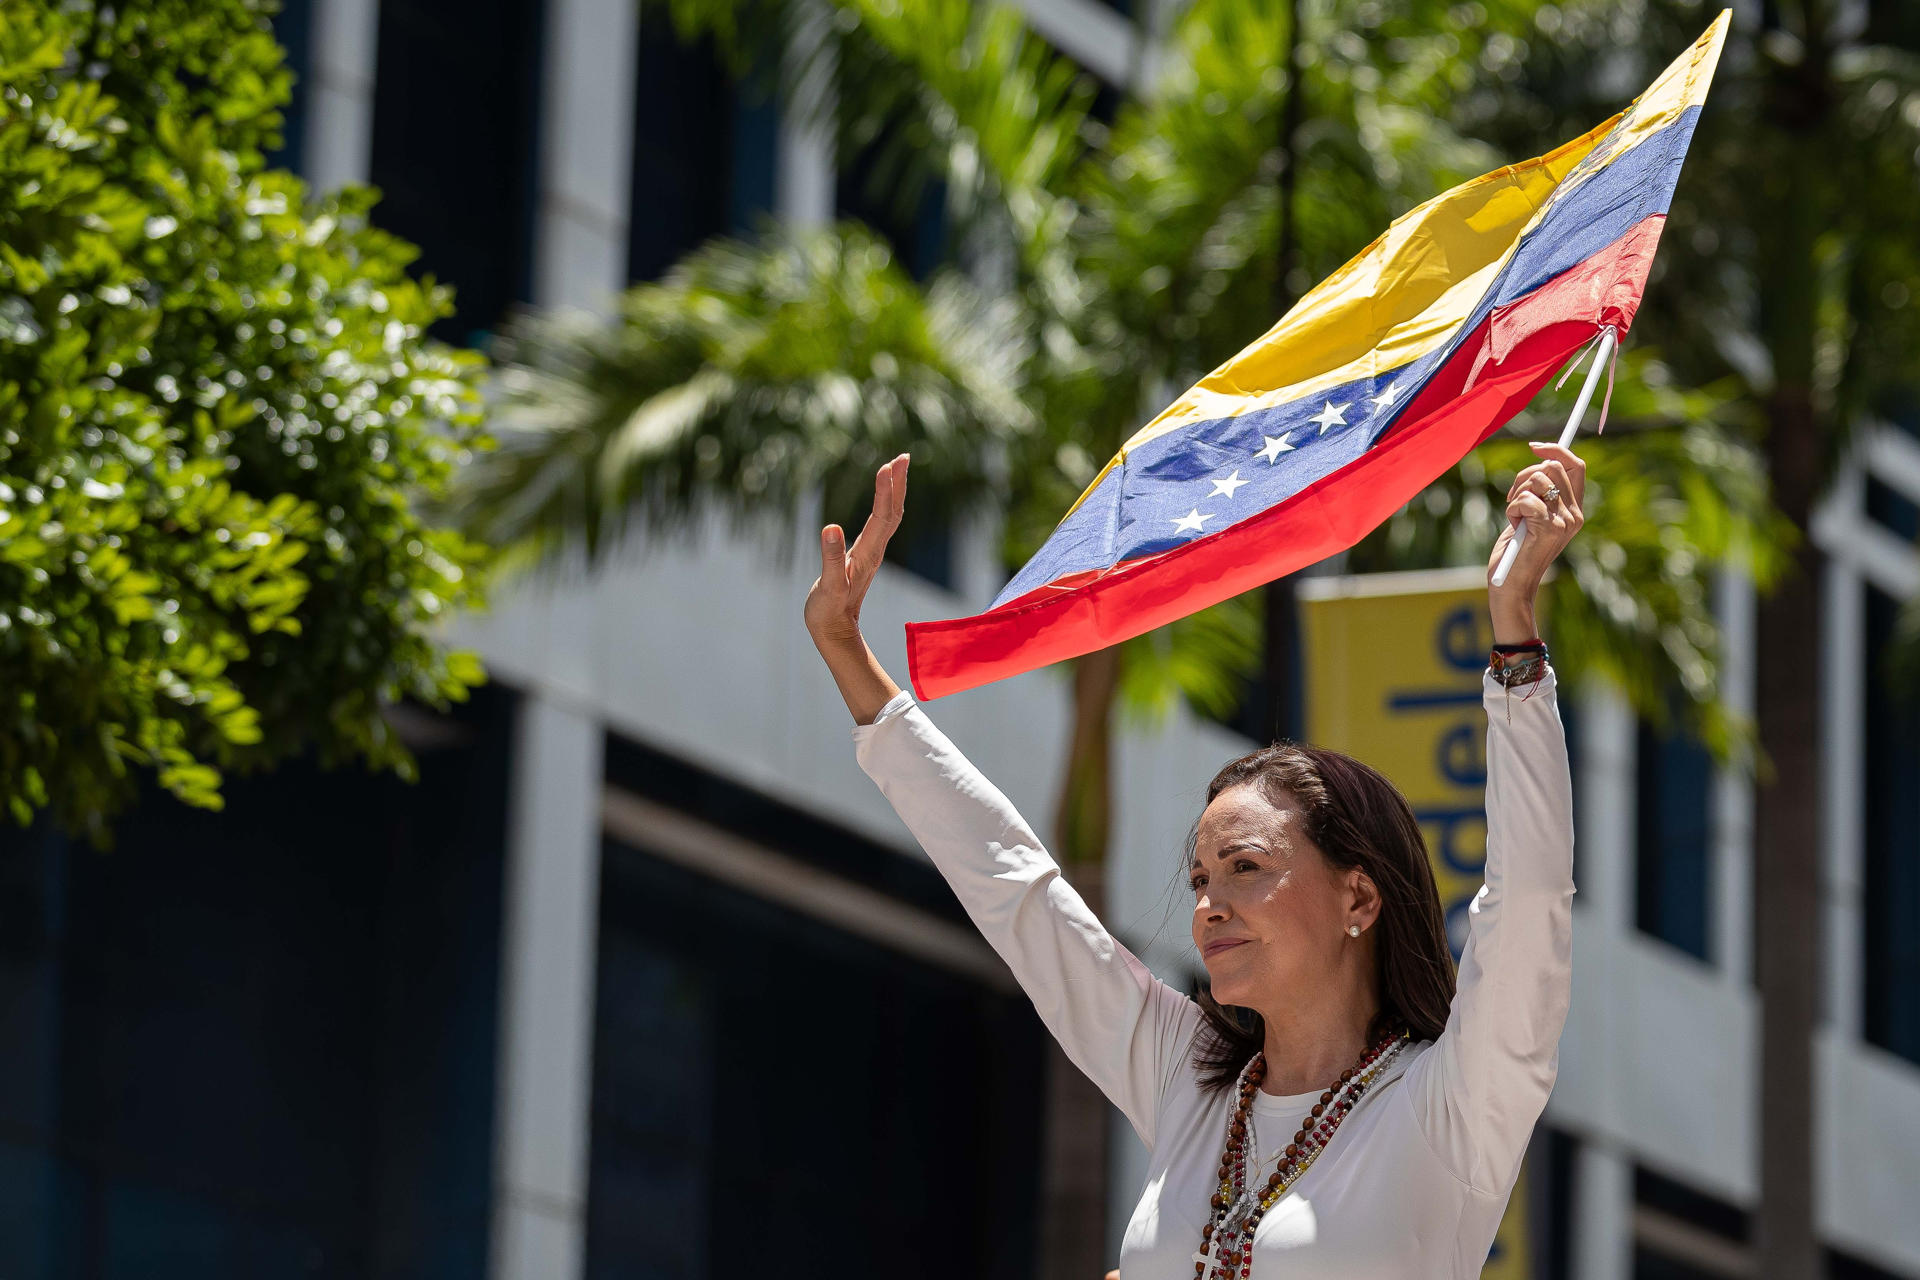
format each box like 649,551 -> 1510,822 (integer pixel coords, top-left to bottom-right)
0,0 -> 1917,1278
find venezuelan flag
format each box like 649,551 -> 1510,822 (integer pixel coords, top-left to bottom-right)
906,13 -> 1729,701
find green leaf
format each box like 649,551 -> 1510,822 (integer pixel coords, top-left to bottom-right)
0,0 -> 496,839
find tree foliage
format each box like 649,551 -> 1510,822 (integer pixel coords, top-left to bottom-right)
0,0 -> 493,840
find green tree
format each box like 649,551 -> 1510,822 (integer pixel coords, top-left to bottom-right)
0,0 -> 493,843
455,1 -> 1787,1273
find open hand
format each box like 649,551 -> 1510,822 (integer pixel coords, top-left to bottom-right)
1486,442 -> 1585,644
805,454 -> 909,649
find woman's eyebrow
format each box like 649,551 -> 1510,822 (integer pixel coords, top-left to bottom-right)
1193,840 -> 1270,866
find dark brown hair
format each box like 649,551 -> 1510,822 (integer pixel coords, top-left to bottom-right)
1189,742 -> 1456,1091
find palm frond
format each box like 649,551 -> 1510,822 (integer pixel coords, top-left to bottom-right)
448,224 -> 1033,566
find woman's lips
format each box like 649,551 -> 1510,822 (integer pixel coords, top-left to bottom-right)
1203,938 -> 1250,958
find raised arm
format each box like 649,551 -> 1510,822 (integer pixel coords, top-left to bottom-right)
1407,443 -> 1583,1194
807,457 -> 1199,1144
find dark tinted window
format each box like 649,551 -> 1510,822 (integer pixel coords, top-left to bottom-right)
369,0 -> 547,346
268,0 -> 313,175
1633,1165 -> 1749,1242
628,24 -> 777,282
1864,584 -> 1920,1064
0,691 -> 514,1279
1634,702 -> 1714,961
587,841 -> 1044,1280
1634,1251 -> 1726,1280
1866,474 -> 1920,540
587,737 -> 1045,1279
1630,1163 -> 1747,1280
1829,1246 -> 1909,1279
1541,1129 -> 1577,1280
835,128 -> 949,283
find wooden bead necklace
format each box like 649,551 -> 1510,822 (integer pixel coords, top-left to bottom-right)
1192,1028 -> 1409,1280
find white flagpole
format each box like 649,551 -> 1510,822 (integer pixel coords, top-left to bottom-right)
1489,326 -> 1616,588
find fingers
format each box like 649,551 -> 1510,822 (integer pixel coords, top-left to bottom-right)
847,454 -> 910,578
819,524 -> 849,596
1506,457 -> 1584,521
1517,469 -> 1575,517
1505,490 -> 1551,529
1527,441 -> 1587,504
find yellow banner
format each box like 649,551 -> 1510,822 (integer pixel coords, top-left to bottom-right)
1299,566 -> 1531,1280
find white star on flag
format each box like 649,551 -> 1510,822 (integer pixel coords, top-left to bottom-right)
1209,470 -> 1249,499
1255,432 -> 1295,464
1170,508 -> 1212,535
1370,380 -> 1403,413
1308,401 -> 1349,434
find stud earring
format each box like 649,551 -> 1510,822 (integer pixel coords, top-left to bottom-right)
1347,924 -> 1361,937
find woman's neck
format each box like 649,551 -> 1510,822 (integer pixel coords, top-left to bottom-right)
1254,985 -> 1380,1096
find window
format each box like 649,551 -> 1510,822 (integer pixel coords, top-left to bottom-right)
369,0 -> 547,347
627,23 -> 777,282
1634,1251 -> 1728,1280
0,691 -> 514,1277
1863,583 -> 1920,1064
1829,1247 -> 1909,1279
268,0 -> 313,176
1632,1164 -> 1750,1280
835,128 -> 950,282
1634,699 -> 1714,961
1539,1128 -> 1578,1280
589,734 -> 1046,1279
1634,1165 -> 1750,1242
1866,474 -> 1920,541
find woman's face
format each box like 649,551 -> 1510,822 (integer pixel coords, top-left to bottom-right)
1189,783 -> 1360,1010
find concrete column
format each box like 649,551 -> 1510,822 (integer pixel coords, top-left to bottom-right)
1576,686 -> 1637,935
1817,462 -> 1865,1039
533,0 -> 640,310
1819,557 -> 1864,1038
776,7 -> 835,227
305,0 -> 381,192
1573,1140 -> 1635,1280
490,695 -> 606,1280
1712,569 -> 1756,988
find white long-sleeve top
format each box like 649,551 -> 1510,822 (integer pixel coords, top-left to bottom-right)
852,667 -> 1575,1278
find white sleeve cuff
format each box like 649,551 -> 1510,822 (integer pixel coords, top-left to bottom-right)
853,689 -> 917,736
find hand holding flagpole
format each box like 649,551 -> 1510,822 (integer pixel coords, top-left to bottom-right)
1490,326 -> 1615,588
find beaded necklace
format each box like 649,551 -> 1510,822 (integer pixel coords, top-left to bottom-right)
1192,1029 -> 1409,1280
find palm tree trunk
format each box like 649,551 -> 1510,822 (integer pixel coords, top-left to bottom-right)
1259,0 -> 1305,743
1755,354 -> 1823,1280
1754,6 -> 1829,1275
1038,645 -> 1122,1280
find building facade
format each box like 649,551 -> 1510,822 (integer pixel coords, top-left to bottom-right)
0,1 -> 1916,1277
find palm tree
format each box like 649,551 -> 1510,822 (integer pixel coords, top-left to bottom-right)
453,1 -> 1791,1274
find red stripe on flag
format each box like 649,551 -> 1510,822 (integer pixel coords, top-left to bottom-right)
905,214 -> 1668,701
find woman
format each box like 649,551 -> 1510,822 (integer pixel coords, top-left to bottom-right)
805,446 -> 1581,1278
